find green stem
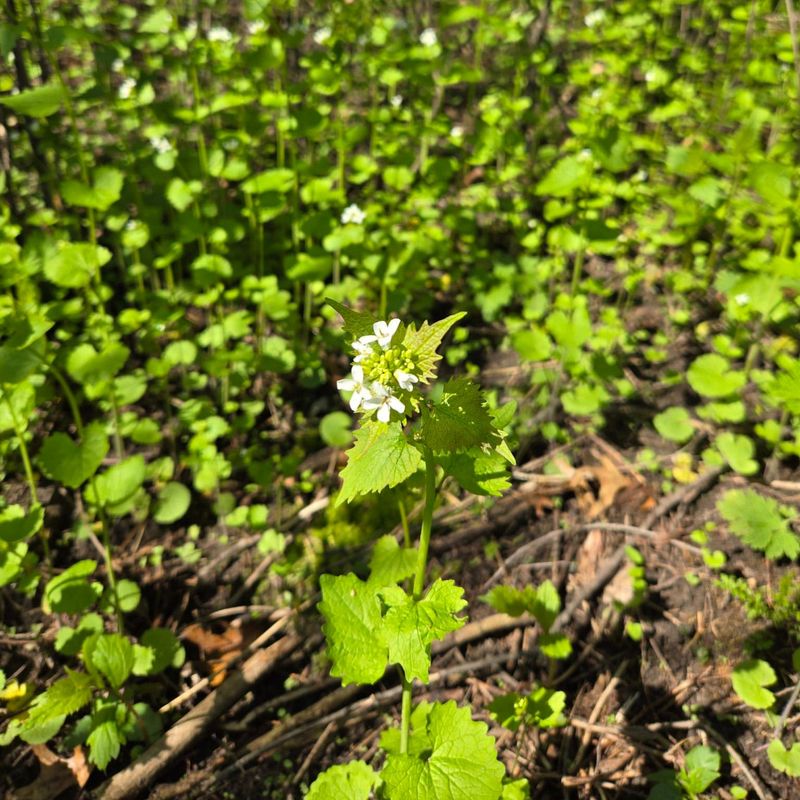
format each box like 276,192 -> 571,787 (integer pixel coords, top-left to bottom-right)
412,450 -> 436,598
48,48 -> 106,310
398,498 -> 410,549
400,448 -> 437,754
1,385 -> 38,501
34,358 -> 123,627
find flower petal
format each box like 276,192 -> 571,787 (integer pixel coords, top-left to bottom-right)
388,395 -> 405,414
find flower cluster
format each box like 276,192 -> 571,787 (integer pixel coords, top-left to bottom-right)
118,78 -> 136,100
341,204 -> 366,225
337,318 -> 421,423
419,27 -> 438,47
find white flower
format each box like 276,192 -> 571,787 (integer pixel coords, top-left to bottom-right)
341,204 -> 366,225
208,26 -> 233,42
584,9 -> 605,28
352,335 -> 376,362
118,78 -> 136,100
337,364 -> 369,411
373,318 -> 400,350
394,370 -> 419,392
363,383 -> 405,422
419,28 -> 438,47
247,20 -> 266,35
734,293 -> 750,306
450,125 -> 464,138
313,26 -> 331,45
150,136 -> 172,154
111,58 -> 124,72
390,94 -> 403,108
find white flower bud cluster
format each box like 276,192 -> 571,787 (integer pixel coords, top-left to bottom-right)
337,319 -> 421,423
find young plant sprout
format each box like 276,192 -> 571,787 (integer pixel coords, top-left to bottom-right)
309,301 -> 519,800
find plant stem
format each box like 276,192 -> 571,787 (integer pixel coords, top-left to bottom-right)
398,498 -> 410,549
1,386 -> 38,501
400,448 -> 437,754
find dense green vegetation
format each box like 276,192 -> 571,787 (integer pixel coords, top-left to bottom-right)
1,0 -> 800,797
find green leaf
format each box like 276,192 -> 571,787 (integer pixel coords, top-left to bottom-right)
326,298 -> 377,340
0,541 -> 27,587
61,167 -> 124,211
37,421 -> 109,489
481,585 -> 538,617
320,411 -> 353,448
511,328 -> 552,362
715,432 -> 758,475
439,447 -> 511,496
767,739 -> 800,778
44,242 -> 111,288
87,704 -> 124,769
241,168 -> 295,194
489,686 -> 567,732
535,154 -> 591,197
0,343 -> 42,384
55,613 -> 103,656
0,504 -> 43,544
382,701 -> 505,800
750,162 -> 793,210
163,340 -> 198,367
166,177 -> 201,211
0,83 -> 65,117
115,578 -> 141,613
531,580 -> 561,631
368,535 -> 417,587
653,407 -> 694,444
731,659 -> 777,710
680,745 -> 720,795
337,421 -> 421,505
481,580 -> 561,631
0,381 -> 35,427
89,633 -> 134,689
87,455 -> 146,510
539,632 -> 572,660
66,341 -> 130,385
153,482 -> 191,524
381,579 -> 467,682
501,779 -> 530,800
22,669 -> 94,732
402,313 -> 465,383
318,573 -> 387,685
307,761 -> 380,800
43,559 -> 100,614
687,354 -> 746,399
421,378 -> 494,454
134,627 -> 185,675
717,489 -> 800,560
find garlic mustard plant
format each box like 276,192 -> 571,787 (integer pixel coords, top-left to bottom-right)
309,301 -> 521,800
